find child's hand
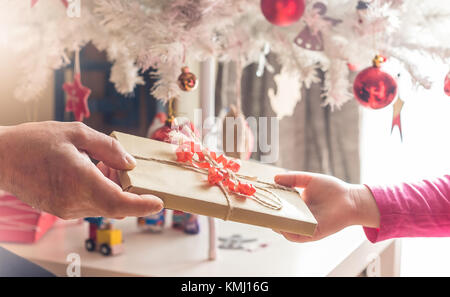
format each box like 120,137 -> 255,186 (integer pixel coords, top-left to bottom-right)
274,172 -> 380,242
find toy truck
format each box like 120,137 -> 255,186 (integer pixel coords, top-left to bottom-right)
84,217 -> 123,256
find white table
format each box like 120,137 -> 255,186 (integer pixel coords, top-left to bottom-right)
0,215 -> 400,277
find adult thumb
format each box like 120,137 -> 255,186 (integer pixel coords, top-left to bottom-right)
274,171 -> 315,189
72,123 -> 136,170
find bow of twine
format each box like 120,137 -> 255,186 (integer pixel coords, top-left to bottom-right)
132,127 -> 296,221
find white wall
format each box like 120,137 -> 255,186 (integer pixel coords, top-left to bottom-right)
360,59 -> 450,276
0,47 -> 54,126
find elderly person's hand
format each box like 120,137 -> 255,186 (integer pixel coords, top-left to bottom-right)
0,121 -> 163,219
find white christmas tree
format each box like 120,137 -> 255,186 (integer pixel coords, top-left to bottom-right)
2,0 -> 449,112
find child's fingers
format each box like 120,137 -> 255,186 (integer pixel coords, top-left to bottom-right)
274,171 -> 315,188
279,231 -> 313,243
274,229 -> 314,243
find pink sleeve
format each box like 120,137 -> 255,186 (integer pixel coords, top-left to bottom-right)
363,175 -> 450,243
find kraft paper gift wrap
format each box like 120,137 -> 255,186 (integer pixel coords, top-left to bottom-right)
111,131 -> 317,236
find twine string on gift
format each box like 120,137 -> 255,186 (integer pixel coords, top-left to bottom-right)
129,126 -> 296,221
132,154 -> 292,221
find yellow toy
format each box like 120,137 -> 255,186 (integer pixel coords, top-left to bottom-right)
84,217 -> 124,256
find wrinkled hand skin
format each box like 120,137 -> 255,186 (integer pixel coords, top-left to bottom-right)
274,172 -> 380,243
0,121 -> 163,220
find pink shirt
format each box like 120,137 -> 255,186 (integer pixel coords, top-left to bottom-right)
363,175 -> 450,243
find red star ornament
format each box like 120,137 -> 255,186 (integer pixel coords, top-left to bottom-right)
63,73 -> 91,122
31,0 -> 68,8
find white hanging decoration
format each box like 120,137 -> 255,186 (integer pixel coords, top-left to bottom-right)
110,57 -> 144,95
256,42 -> 274,77
268,68 -> 302,119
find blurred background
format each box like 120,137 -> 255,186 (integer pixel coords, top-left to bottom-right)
0,43 -> 200,136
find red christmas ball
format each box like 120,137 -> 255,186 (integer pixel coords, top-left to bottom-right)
261,0 -> 305,27
150,118 -> 199,143
444,72 -> 450,96
353,66 -> 398,109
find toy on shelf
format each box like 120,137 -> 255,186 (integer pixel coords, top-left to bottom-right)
137,209 -> 165,233
84,217 -> 123,256
171,210 -> 185,230
137,209 -> 200,235
172,211 -> 200,234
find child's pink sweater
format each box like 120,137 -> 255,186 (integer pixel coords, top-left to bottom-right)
363,175 -> 450,243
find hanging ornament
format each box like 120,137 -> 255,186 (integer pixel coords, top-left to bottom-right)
177,66 -> 198,92
256,42 -> 274,77
150,119 -> 200,143
149,98 -> 200,142
260,0 -> 305,27
268,67 -> 301,119
353,55 -> 398,109
294,2 -> 342,51
444,72 -> 450,96
222,105 -> 255,161
63,50 -> 92,122
146,112 -> 167,139
353,0 -> 374,36
294,25 -> 324,51
64,74 -> 91,122
356,1 -> 371,24
391,97 -> 405,141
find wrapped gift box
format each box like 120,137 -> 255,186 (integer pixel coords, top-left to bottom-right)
112,132 -> 317,236
0,192 -> 57,243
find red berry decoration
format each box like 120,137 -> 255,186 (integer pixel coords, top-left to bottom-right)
353,55 -> 398,109
261,0 -> 305,27
444,72 -> 450,96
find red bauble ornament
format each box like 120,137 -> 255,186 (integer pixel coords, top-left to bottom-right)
353,56 -> 398,109
260,0 -> 305,27
444,72 -> 450,96
149,117 -> 200,144
177,67 -> 198,92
